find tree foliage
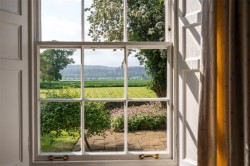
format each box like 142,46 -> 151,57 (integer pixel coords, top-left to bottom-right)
85,0 -> 124,41
40,49 -> 75,82
86,0 -> 167,97
41,98 -> 110,139
41,89 -> 110,151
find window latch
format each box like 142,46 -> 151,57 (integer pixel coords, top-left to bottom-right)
168,26 -> 171,31
48,155 -> 69,161
139,154 -> 159,160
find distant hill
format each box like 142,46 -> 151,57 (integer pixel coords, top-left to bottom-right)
60,65 -> 150,80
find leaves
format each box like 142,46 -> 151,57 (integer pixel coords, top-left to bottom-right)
41,89 -> 110,140
85,102 -> 110,138
86,0 -> 124,41
86,0 -> 167,97
40,49 -> 75,82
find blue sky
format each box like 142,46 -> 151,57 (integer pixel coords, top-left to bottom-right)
41,0 -> 140,67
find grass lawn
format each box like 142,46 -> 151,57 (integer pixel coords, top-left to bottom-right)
41,131 -> 80,152
40,87 -> 157,98
128,87 -> 157,98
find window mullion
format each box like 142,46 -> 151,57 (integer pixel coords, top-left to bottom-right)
81,46 -> 85,154
123,0 -> 128,42
124,47 -> 128,99
35,0 -> 42,41
124,101 -> 128,154
37,45 -> 41,155
165,0 -> 168,42
167,44 -> 173,156
124,46 -> 128,153
81,0 -> 84,41
165,0 -> 172,42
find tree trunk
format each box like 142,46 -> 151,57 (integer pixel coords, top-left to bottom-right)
84,135 -> 92,151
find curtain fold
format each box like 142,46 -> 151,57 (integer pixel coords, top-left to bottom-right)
198,0 -> 249,165
198,0 -> 217,165
216,0 -> 230,165
229,0 -> 250,165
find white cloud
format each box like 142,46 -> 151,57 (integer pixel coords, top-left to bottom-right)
41,0 -> 140,66
52,0 -> 80,3
42,16 -> 81,41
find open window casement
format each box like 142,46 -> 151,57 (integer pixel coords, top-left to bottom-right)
177,0 -> 202,165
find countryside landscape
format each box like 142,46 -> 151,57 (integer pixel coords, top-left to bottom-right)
40,60 -> 167,152
39,0 -> 167,154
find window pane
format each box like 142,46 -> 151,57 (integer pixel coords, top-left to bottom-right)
41,0 -> 81,41
40,102 -> 81,153
127,102 -> 167,151
84,0 -> 124,42
127,1 -> 165,42
84,49 -> 124,98
128,49 -> 167,98
85,102 -> 124,152
40,48 -> 81,99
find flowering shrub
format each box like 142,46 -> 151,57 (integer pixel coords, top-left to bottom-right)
111,102 -> 166,131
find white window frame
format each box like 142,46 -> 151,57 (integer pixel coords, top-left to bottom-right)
32,0 -> 177,165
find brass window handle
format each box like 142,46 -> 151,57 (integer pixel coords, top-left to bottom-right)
139,154 -> 159,160
48,155 -> 69,161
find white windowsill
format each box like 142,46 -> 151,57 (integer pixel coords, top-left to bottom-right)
32,159 -> 177,166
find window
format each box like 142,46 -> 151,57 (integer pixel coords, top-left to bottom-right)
34,0 -> 174,164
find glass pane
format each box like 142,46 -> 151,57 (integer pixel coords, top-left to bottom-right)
85,102 -> 124,152
41,0 -> 81,41
127,0 -> 165,42
40,102 -> 81,153
127,102 -> 167,151
84,0 -> 123,42
40,48 -> 81,99
84,49 -> 124,98
128,49 -> 167,98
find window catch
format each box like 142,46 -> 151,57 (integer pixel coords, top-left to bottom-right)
139,154 -> 159,160
48,155 -> 69,161
168,26 -> 171,31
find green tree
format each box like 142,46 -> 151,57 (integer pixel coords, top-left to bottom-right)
40,49 -> 75,82
41,89 -> 110,151
86,0 -> 167,97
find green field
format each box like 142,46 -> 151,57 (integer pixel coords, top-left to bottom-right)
40,87 -> 156,98
40,80 -> 150,89
40,80 -> 157,98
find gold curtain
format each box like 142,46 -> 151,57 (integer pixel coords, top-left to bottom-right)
198,0 -> 249,165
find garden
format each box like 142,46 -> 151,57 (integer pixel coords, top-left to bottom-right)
40,80 -> 167,152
